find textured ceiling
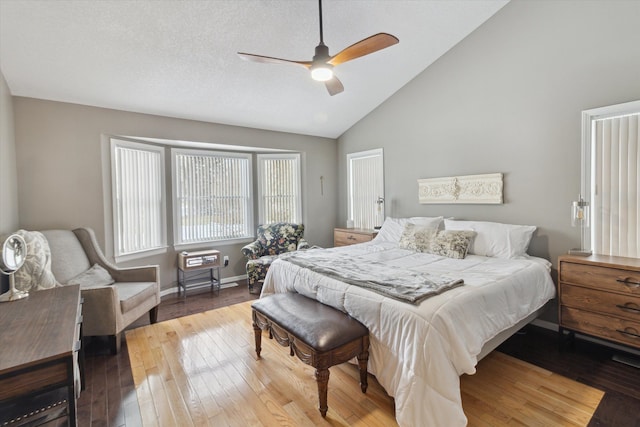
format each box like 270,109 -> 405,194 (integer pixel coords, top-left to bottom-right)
0,0 -> 508,139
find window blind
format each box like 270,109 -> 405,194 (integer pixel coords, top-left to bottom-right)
174,151 -> 252,244
348,150 -> 384,230
258,154 -> 301,224
112,143 -> 165,256
592,113 -> 639,258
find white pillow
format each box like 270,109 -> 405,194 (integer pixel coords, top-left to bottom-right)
374,216 -> 443,243
443,219 -> 536,259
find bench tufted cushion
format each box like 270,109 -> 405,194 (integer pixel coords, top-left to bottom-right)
251,293 -> 368,352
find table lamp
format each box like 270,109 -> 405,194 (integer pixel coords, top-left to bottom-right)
568,195 -> 592,256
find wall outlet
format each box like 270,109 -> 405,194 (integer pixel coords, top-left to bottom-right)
223,255 -> 229,267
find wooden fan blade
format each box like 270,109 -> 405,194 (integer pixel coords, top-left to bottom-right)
328,33 -> 399,66
325,76 -> 344,96
237,52 -> 311,69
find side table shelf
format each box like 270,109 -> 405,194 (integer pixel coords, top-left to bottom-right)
177,250 -> 221,298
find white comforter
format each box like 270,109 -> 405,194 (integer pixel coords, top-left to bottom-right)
261,242 -> 556,427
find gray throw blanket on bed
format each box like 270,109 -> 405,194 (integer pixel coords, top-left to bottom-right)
280,252 -> 463,304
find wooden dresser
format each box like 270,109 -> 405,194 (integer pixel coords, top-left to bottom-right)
334,228 -> 378,247
558,254 -> 640,350
0,285 -> 83,426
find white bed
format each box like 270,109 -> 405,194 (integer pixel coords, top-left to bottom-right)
260,218 -> 556,427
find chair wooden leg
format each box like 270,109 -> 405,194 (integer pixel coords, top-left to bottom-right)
315,368 -> 330,417
109,333 -> 122,355
149,306 -> 159,324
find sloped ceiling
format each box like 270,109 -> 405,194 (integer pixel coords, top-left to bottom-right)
0,0 -> 508,138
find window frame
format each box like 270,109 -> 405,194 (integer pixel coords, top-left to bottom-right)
257,153 -> 302,225
346,148 -> 385,230
110,138 -> 167,262
581,100 -> 640,255
171,148 -> 254,249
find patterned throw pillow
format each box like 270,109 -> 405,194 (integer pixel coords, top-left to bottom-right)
428,230 -> 476,259
398,223 -> 438,252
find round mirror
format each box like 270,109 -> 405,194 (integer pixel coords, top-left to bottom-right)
0,234 -> 27,273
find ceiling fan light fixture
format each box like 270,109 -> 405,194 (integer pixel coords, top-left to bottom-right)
310,63 -> 333,82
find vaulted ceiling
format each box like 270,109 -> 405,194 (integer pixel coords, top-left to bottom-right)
0,0 -> 508,138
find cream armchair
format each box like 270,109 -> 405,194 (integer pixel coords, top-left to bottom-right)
42,228 -> 160,354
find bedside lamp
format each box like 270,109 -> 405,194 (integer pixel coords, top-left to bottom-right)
375,196 -> 385,230
568,195 -> 592,256
0,233 -> 29,302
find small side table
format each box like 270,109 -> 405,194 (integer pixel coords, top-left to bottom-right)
177,249 -> 221,298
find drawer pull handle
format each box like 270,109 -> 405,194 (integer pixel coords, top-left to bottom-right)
347,236 -> 356,240
616,303 -> 640,314
616,327 -> 640,339
616,277 -> 640,287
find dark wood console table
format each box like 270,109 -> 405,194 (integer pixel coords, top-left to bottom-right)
0,285 -> 83,426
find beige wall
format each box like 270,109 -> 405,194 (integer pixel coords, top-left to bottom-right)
337,0 -> 640,321
13,98 -> 338,290
0,69 -> 18,234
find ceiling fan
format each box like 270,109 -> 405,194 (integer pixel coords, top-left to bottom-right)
237,0 -> 399,96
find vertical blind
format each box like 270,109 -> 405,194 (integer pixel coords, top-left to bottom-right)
592,113 -> 639,258
113,144 -> 165,256
259,155 -> 301,224
174,152 -> 251,243
349,151 -> 384,229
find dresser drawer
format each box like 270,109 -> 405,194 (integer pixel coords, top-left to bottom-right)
559,261 -> 640,296
561,284 -> 640,322
561,306 -> 640,349
334,228 -> 376,247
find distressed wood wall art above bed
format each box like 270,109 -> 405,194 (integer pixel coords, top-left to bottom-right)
418,173 -> 503,204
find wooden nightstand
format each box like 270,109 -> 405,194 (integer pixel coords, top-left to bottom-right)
558,254 -> 640,350
333,228 -> 378,247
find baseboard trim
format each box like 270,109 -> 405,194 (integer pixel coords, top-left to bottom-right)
160,274 -> 248,298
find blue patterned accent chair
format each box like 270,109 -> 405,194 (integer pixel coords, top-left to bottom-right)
241,223 -> 309,294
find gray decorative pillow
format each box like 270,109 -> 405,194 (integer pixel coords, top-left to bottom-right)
398,223 -> 438,252
428,230 -> 476,259
66,264 -> 115,288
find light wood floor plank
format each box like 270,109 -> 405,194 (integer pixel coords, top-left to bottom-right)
127,301 -> 604,426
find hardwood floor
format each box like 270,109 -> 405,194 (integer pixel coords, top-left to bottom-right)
79,283 -> 640,426
78,283 -> 259,427
126,302 -> 602,426
497,326 -> 640,427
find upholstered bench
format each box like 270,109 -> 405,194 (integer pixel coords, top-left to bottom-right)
251,293 -> 370,417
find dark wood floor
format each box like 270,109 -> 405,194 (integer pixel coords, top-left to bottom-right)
497,326 -> 640,427
79,284 -> 640,427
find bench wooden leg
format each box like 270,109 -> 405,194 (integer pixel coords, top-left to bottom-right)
315,368 -> 330,417
253,322 -> 262,358
357,350 -> 369,393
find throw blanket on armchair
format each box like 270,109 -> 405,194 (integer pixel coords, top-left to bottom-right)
10,230 -> 58,291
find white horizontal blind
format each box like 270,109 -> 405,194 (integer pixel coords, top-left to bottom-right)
348,149 -> 384,229
258,154 -> 301,224
111,141 -> 165,257
174,150 -> 252,244
592,112 -> 639,257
